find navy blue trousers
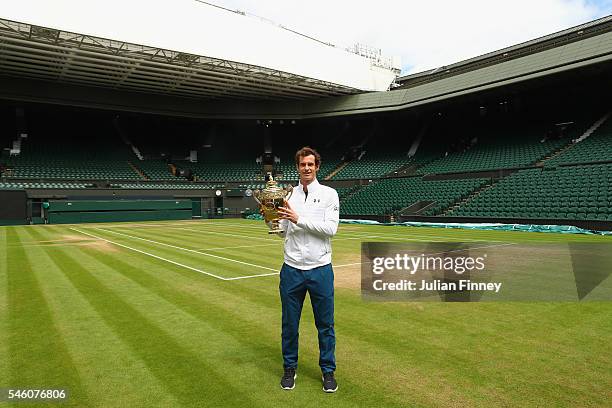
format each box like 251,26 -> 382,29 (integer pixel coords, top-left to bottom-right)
279,262 -> 336,373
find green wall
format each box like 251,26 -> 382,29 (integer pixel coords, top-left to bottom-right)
47,199 -> 194,224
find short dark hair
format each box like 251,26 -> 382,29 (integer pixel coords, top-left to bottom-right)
295,146 -> 321,167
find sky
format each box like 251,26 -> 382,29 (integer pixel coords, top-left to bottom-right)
213,0 -> 612,74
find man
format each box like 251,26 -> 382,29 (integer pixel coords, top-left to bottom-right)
275,146 -> 339,393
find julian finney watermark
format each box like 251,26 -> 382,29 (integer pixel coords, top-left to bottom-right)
371,278 -> 502,293
361,242 -> 612,302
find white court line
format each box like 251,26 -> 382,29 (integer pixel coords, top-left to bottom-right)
225,242 -> 516,278
340,231 -> 498,243
78,221 -> 194,229
79,226 -> 384,279
197,222 -> 494,242
176,225 -> 451,244
85,223 -> 494,250
101,221 -> 501,244
192,223 -> 264,229
72,227 -> 281,281
171,226 -> 278,242
338,233 -> 451,243
220,242 -> 516,275
70,228 -> 227,280
82,219 -> 258,230
94,221 -> 264,230
201,242 -> 281,252
149,226 -> 406,244
176,229 -> 452,245
96,228 -> 278,272
334,262 -> 362,268
177,223 -> 497,243
224,272 -> 279,281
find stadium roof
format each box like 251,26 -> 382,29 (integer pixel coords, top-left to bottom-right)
0,18 -> 361,101
0,15 -> 610,119
396,15 -> 612,89
130,16 -> 609,119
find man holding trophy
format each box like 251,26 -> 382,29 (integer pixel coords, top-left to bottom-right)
254,146 -> 340,393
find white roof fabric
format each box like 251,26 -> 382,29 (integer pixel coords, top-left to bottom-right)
2,0 -> 396,91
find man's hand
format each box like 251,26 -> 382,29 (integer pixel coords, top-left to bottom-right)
278,200 -> 298,224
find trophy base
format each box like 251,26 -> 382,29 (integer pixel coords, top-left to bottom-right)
268,229 -> 285,235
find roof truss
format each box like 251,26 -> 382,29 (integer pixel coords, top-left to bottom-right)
0,18 -> 361,101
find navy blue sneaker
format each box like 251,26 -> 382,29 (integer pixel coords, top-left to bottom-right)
322,372 -> 338,393
280,367 -> 296,390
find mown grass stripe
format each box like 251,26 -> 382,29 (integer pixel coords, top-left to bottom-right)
128,246 -> 486,406
24,226 -> 184,407
6,228 -> 90,407
64,246 -> 251,358
43,245 -> 255,407
78,245 -> 411,408
335,294 -> 612,405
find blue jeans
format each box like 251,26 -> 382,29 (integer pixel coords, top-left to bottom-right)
279,262 -> 336,373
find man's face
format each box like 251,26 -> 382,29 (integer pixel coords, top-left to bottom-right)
297,154 -> 319,185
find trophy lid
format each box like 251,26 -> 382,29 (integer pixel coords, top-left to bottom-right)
254,172 -> 293,202
263,172 -> 284,193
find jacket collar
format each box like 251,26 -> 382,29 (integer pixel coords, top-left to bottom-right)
298,178 -> 320,194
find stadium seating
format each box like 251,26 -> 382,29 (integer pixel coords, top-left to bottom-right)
110,182 -> 222,190
451,164 -> 612,221
335,185 -> 363,200
332,152 -> 415,180
545,116 -> 612,166
5,129 -> 141,180
136,161 -> 176,180
5,157 -> 141,180
238,182 -> 291,190
340,177 -> 487,216
0,181 -> 94,189
417,130 -> 570,175
188,159 -> 262,181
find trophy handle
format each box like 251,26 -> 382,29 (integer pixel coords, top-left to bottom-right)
253,189 -> 262,205
284,185 -> 293,202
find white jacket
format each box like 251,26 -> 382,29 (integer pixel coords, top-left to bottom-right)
278,179 -> 339,270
